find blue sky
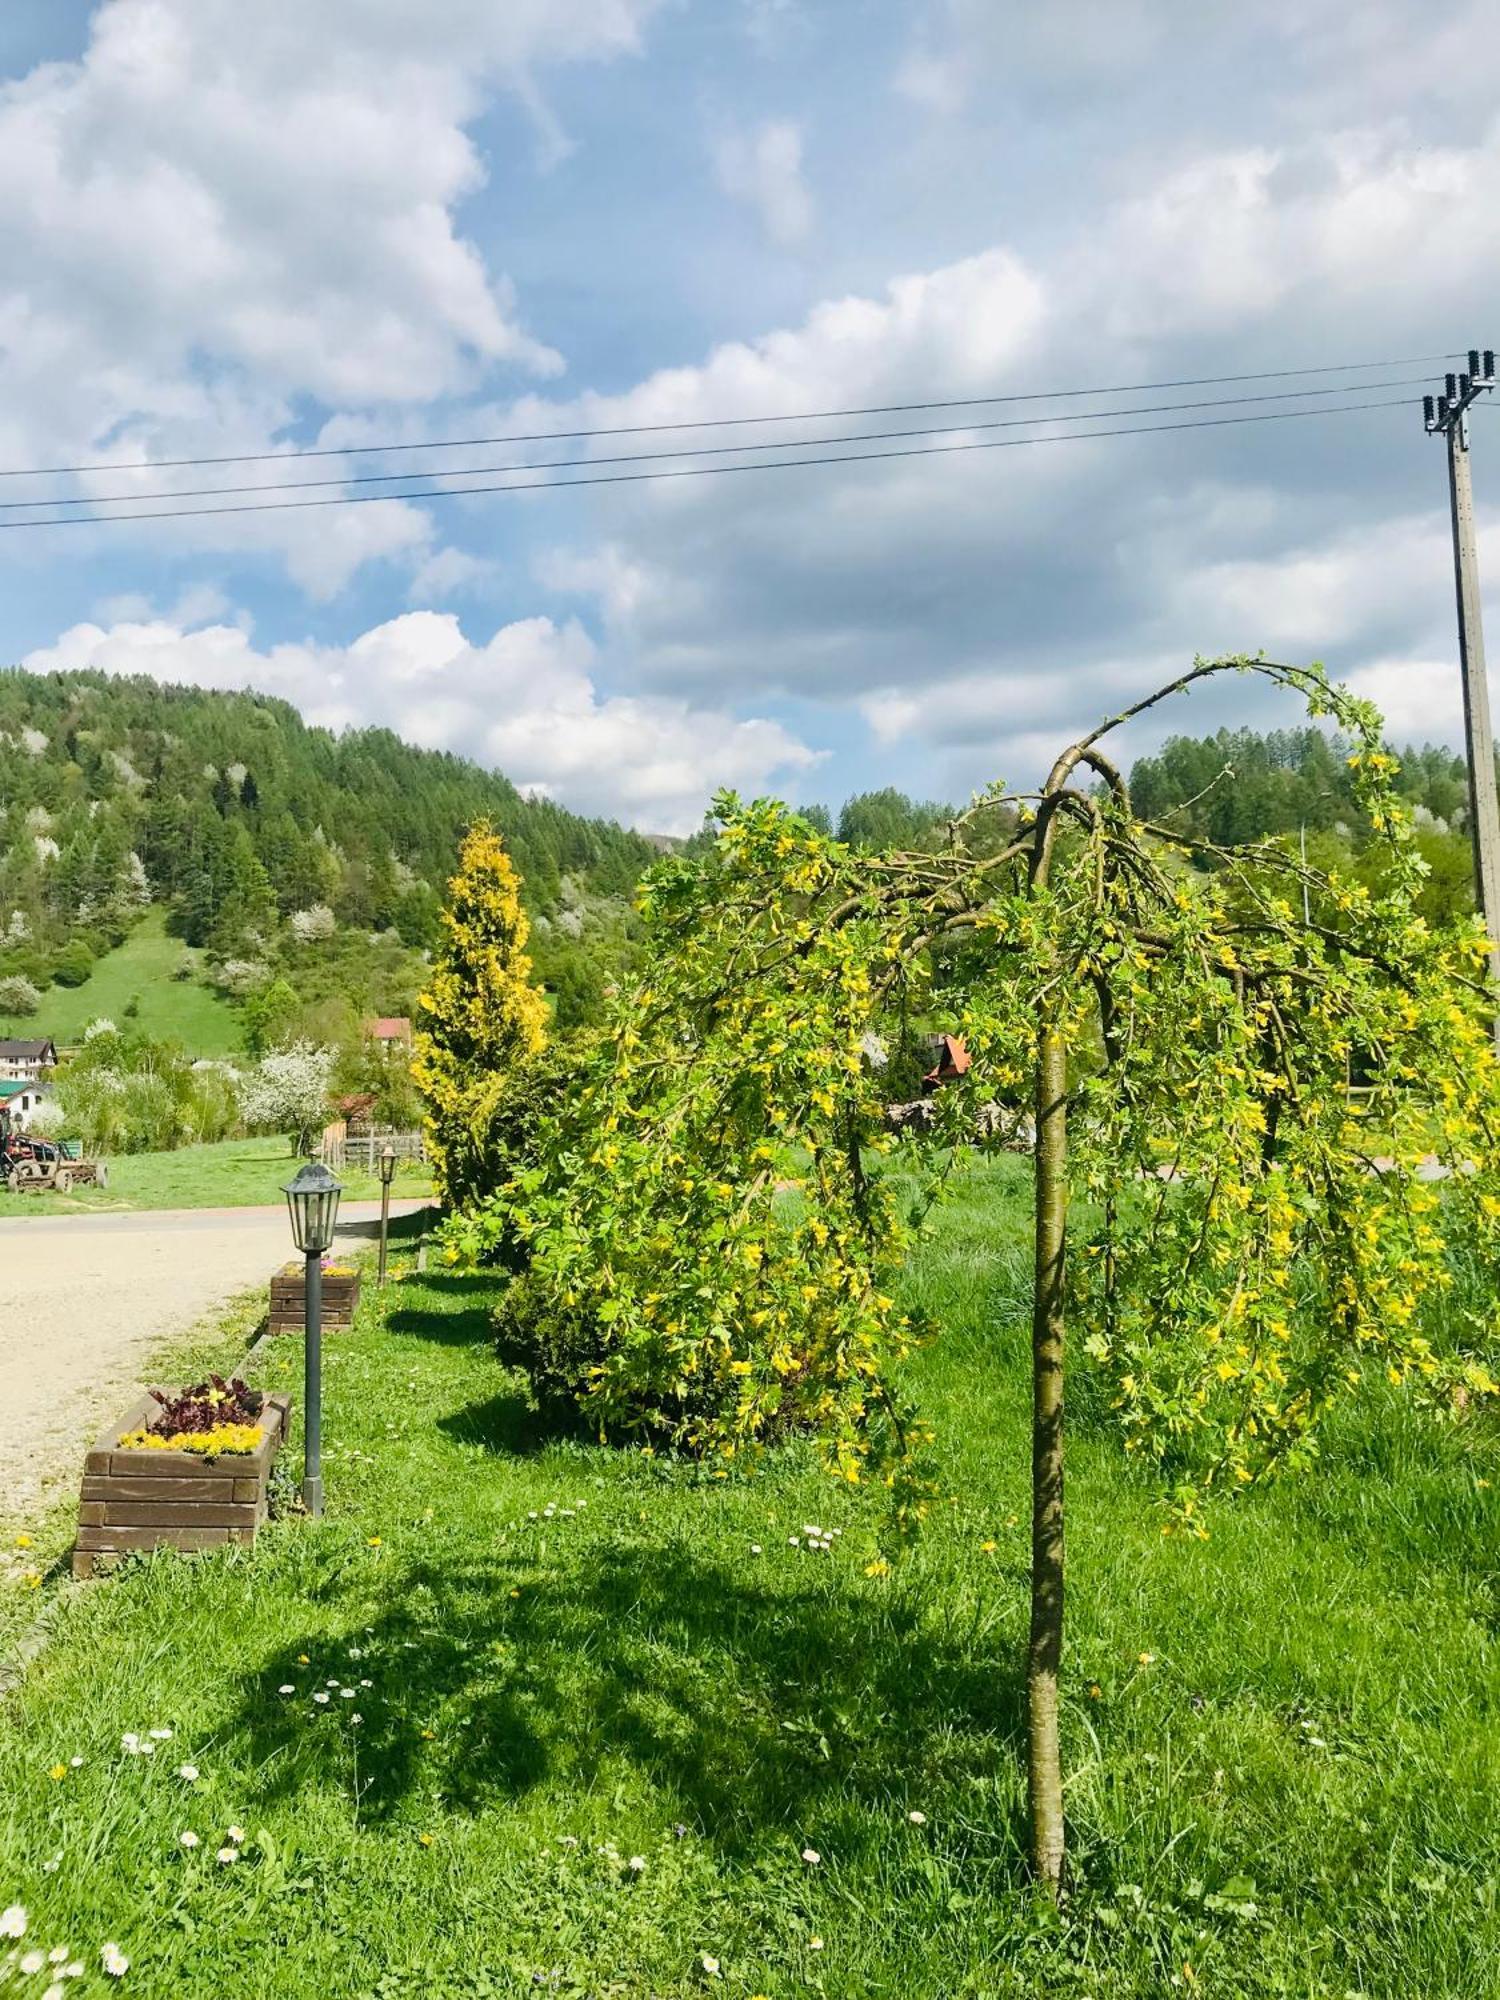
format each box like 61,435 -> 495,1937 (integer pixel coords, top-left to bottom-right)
1,0 -> 1496,830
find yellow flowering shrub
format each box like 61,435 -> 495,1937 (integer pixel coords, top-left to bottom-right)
412,821 -> 548,1211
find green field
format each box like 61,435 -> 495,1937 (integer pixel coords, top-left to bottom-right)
0,908 -> 244,1054
0,1134 -> 432,1214
1,1165 -> 1496,1997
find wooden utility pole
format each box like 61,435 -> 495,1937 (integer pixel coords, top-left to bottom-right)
1426,349 -> 1499,1034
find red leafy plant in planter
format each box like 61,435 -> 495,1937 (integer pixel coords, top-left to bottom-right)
147,1375 -> 264,1435
116,1375 -> 268,1457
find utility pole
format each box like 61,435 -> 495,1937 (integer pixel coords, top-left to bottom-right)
1425,348 -> 1499,1034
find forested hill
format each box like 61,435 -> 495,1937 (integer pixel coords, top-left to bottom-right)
1127,726 -> 1469,846
831,731 -> 1476,927
0,666 -> 658,1028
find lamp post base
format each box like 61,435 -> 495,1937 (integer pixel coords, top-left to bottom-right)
301,1474 -> 324,1518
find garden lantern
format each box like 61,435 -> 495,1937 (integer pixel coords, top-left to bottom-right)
377,1143 -> 397,1285
281,1160 -> 343,1518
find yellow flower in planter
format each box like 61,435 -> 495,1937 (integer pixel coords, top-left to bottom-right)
117,1423 -> 264,1457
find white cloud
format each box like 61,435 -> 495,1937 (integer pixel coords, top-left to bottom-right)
0,0 -> 663,591
22,607 -> 820,834
406,546 -> 496,605
500,97 -> 1500,796
714,119 -> 813,247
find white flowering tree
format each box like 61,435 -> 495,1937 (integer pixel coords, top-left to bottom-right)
0,975 -> 41,1016
288,904 -> 336,944
238,1041 -> 335,1155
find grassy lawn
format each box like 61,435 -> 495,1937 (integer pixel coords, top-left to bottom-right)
0,1166 -> 1496,1996
0,1136 -> 432,1214
0,908 -> 244,1055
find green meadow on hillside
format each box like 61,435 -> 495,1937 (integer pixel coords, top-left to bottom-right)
0,908 -> 242,1054
1,1165 -> 1495,1998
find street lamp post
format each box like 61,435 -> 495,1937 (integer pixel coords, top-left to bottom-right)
377,1143 -> 397,1285
281,1160 -> 344,1519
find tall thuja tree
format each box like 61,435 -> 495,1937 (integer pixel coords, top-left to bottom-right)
474,657 -> 1500,1896
413,821 -> 548,1210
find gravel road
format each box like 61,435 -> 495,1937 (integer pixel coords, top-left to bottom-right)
0,1201 -> 429,1521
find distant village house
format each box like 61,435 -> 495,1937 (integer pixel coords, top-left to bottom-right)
0,1038 -> 56,1081
334,1092 -> 378,1136
362,1017 -> 412,1056
0,1077 -> 53,1129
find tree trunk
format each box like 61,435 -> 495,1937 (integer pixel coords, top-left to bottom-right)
1028,1014 -> 1069,1896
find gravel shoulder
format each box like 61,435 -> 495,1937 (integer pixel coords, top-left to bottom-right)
0,1200 -> 429,1522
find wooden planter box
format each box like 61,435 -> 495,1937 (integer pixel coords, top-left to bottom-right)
73,1392 -> 292,1579
268,1265 -> 360,1334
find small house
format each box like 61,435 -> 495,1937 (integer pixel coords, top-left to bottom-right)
0,1038 -> 56,1081
362,1017 -> 412,1056
0,1077 -> 53,1130
334,1092 -> 378,1136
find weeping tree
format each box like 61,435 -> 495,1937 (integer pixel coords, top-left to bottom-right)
461,657 -> 1500,1895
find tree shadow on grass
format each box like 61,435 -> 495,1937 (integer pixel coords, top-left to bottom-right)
435,1388 -> 549,1457
229,1544 -> 1026,1861
385,1282 -> 502,1351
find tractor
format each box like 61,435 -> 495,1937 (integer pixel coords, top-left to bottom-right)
0,1128 -> 108,1193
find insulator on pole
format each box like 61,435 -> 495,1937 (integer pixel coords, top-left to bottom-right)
1424,394 -> 1436,428
1447,373 -> 1459,400
1470,349 -> 1482,378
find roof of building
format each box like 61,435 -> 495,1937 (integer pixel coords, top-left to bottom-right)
335,1093 -> 378,1117
0,1038 -> 56,1060
923,1033 -> 972,1083
0,1078 -> 39,1099
364,1017 -> 412,1040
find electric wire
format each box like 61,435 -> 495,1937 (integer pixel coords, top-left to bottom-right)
0,352 -> 1465,481
0,393 -> 1415,531
0,375 -> 1438,513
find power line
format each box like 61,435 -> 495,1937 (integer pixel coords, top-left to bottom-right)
0,394 -> 1414,532
0,375 -> 1437,513
0,352 -> 1464,481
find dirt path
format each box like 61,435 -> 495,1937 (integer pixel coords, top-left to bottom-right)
0,1201 -> 429,1522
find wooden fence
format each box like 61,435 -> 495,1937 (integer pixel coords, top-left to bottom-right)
319,1127 -> 426,1173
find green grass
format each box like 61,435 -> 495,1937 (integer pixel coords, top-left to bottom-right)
0,908 -> 243,1053
1,1169 -> 1497,1996
1,1135 -> 433,1214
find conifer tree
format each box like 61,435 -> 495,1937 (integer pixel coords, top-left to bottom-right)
413,822 -> 548,1209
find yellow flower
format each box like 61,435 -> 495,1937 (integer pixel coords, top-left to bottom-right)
366,1537 -> 383,1548
1137,1651 -> 1156,1666
13,1534 -> 33,1549
48,1764 -> 66,1781
417,1833 -> 434,1847
1088,1684 -> 1102,1701
21,1572 -> 41,1590
980,1540 -> 997,1554
118,1422 -> 262,1457
864,1558 -> 890,1579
